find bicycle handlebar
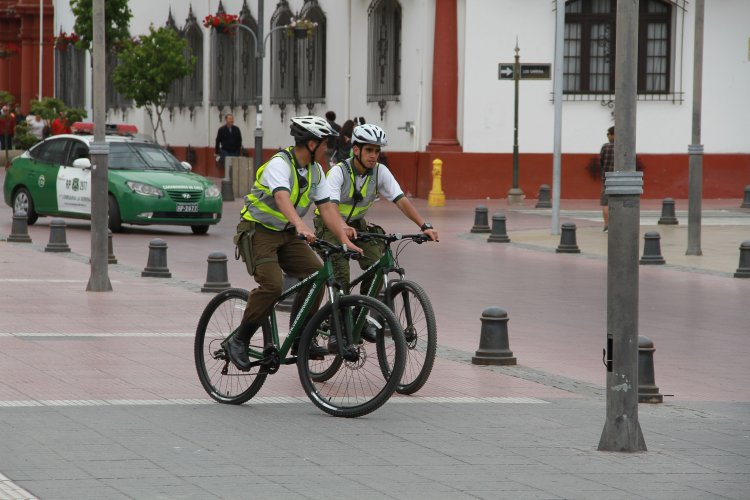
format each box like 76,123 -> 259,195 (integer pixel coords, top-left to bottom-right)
355,232 -> 432,244
298,234 -> 364,260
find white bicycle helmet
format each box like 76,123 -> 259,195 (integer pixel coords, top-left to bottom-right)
352,124 -> 388,147
290,115 -> 339,141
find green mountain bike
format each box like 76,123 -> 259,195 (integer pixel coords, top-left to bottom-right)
350,231 -> 437,395
194,238 -> 407,418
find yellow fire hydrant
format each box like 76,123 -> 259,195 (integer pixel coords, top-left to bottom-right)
428,158 -> 446,207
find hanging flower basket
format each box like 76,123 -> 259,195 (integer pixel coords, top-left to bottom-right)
203,13 -> 240,35
286,18 -> 318,40
0,43 -> 19,58
53,32 -> 80,50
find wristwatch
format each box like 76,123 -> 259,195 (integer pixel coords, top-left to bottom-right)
420,222 -> 433,231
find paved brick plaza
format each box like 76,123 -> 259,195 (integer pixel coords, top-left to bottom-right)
1,173 -> 749,499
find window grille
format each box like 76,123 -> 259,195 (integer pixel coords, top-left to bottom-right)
54,45 -> 85,108
269,0 -> 326,120
298,0 -> 326,113
367,0 -> 401,119
165,10 -> 183,114
106,50 -> 132,113
209,0 -> 258,111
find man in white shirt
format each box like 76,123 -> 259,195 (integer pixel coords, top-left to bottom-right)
313,124 -> 438,340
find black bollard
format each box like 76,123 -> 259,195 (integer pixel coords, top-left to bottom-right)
201,252 -> 232,293
44,219 -> 71,252
742,186 -> 750,209
639,231 -> 665,265
535,184 -> 551,208
470,205 -> 491,233
638,335 -> 664,403
141,238 -> 172,278
472,307 -> 517,365
276,273 -> 300,312
657,197 -> 678,225
733,240 -> 750,278
107,229 -> 118,264
487,213 -> 510,243
556,222 -> 581,253
7,209 -> 32,243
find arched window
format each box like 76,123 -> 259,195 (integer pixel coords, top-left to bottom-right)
298,0 -> 326,113
182,6 -> 204,113
54,39 -> 85,108
564,0 -> 673,96
209,0 -> 258,112
270,0 -> 295,119
164,10 -> 182,114
106,49 -> 131,114
367,0 -> 401,119
237,0 -> 259,115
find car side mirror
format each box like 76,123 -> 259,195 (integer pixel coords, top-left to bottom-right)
181,161 -> 193,171
73,158 -> 92,169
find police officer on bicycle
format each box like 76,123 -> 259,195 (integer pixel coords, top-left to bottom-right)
226,116 -> 361,371
312,123 -> 438,341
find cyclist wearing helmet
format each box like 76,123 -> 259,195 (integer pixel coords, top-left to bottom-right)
226,115 -> 361,371
313,123 -> 438,341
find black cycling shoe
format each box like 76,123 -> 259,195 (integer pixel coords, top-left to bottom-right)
360,317 -> 382,343
224,321 -> 259,372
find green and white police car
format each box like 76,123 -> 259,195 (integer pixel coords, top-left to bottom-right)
3,123 -> 222,234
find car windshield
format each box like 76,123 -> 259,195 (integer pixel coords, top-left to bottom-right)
108,142 -> 185,171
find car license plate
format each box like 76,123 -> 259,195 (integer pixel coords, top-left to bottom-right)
176,203 -> 199,213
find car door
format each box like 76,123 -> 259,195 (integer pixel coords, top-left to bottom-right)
56,138 -> 92,217
26,138 -> 70,214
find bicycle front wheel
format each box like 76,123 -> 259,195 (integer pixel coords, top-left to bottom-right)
194,288 -> 271,404
380,280 -> 437,395
297,295 -> 406,418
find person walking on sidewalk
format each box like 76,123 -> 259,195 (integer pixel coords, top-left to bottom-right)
225,116 -> 361,371
600,126 -> 615,232
312,123 -> 438,340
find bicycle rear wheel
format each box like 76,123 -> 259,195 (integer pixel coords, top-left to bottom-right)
297,295 -> 406,418
195,288 -> 271,404
379,280 -> 437,395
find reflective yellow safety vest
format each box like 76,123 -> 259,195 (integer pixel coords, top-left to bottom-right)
240,147 -> 320,231
329,159 -> 380,223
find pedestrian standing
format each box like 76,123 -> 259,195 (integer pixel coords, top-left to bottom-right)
600,126 -> 615,232
215,113 -> 243,163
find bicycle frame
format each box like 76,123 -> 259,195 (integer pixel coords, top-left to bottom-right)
244,254 -> 372,364
348,244 -> 403,301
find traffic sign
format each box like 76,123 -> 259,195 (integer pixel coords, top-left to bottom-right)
498,63 -> 551,80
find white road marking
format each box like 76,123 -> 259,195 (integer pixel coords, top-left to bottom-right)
0,396 -> 547,408
0,472 -> 37,500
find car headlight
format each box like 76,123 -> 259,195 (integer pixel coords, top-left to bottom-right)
205,185 -> 221,198
126,181 -> 164,197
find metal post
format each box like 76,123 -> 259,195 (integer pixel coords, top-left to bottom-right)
599,0 -> 646,452
254,0 -> 264,173
86,0 -> 112,292
507,39 -> 524,205
687,0 -> 704,256
551,0 -> 564,235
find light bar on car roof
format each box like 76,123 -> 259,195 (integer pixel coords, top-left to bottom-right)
71,122 -> 138,135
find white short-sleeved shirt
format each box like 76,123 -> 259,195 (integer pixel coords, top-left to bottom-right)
327,163 -> 403,203
261,155 -> 331,203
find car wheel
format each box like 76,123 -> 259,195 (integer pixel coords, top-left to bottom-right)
191,225 -> 209,235
12,187 -> 39,225
108,195 -> 123,233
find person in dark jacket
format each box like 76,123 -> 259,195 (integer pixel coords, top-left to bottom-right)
215,114 -> 243,162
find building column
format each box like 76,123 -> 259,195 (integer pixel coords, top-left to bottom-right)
426,0 -> 461,152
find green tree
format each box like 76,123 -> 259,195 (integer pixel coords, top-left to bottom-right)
112,26 -> 194,145
71,0 -> 132,51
